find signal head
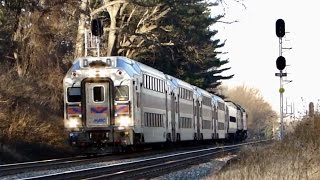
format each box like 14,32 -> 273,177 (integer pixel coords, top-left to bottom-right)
276,56 -> 286,70
91,19 -> 103,37
276,19 -> 285,38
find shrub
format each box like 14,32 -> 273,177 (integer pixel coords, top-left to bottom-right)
211,116 -> 320,180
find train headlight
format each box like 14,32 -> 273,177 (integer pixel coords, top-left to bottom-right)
67,117 -> 82,128
117,116 -> 131,127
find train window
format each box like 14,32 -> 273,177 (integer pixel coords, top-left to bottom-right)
143,74 -> 147,88
67,87 -> 81,102
182,89 -> 185,99
156,114 -> 158,127
146,114 -> 149,127
153,78 -> 156,91
93,86 -> 104,102
115,86 -> 129,101
155,114 -> 157,127
187,90 -> 190,100
152,114 -> 154,127
144,113 -> 147,126
163,81 -> 165,92
185,89 -> 187,99
218,122 -> 224,130
156,79 -> 159,92
182,118 -> 184,128
230,116 -> 236,122
146,75 -> 149,89
218,102 -> 225,111
155,79 -> 158,92
149,76 -> 152,90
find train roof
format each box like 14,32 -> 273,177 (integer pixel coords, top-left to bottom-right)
212,94 -> 225,103
194,87 -> 212,98
169,76 -> 194,90
116,56 -> 166,79
67,56 -> 166,79
225,100 -> 246,112
225,101 -> 238,108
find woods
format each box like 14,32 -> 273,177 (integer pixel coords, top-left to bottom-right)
0,0 -> 276,161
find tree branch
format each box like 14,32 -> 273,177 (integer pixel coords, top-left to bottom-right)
90,0 -> 127,16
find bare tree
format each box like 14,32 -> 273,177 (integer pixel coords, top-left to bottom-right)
86,0 -> 171,57
223,85 -> 277,137
74,0 -> 89,58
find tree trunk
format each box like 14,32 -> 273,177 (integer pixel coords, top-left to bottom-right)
13,16 -> 25,77
106,2 -> 121,56
74,0 -> 88,58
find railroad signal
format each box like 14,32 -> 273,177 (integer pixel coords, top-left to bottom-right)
276,19 -> 285,38
276,56 -> 286,70
91,19 -> 103,37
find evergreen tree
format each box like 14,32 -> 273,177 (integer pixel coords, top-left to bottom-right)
136,0 -> 233,93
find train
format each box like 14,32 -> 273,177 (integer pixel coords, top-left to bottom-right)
63,56 -> 248,153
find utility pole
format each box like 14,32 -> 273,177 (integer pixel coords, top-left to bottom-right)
275,19 -> 286,140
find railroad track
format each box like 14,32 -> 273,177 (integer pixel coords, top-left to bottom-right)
0,144 -> 213,178
20,140 -> 269,180
0,155 -> 102,177
0,149 -> 157,177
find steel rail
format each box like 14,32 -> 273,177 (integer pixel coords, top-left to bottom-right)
0,155 -> 100,176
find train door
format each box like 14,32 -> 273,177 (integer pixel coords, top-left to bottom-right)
225,106 -> 229,138
83,79 -> 113,128
196,100 -> 200,140
171,93 -> 176,142
213,105 -> 218,138
165,90 -> 168,131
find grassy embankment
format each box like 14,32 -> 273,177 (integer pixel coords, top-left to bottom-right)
0,69 -> 73,163
211,116 -> 320,180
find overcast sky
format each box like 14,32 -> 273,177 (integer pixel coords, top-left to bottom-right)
210,0 -> 320,117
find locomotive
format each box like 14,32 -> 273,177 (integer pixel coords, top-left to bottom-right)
63,56 -> 248,153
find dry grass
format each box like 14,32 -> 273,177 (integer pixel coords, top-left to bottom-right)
210,116 -> 320,180
0,68 -> 69,158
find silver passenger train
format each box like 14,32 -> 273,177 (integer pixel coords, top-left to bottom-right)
63,56 -> 247,152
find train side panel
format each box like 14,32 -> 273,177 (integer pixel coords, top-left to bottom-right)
215,97 -> 226,139
140,72 -> 167,143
